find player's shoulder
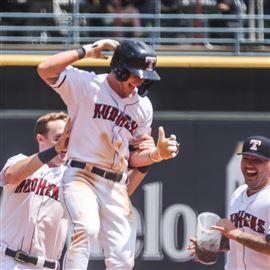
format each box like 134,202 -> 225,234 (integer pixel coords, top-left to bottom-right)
138,94 -> 152,106
231,184 -> 247,198
139,95 -> 153,113
66,66 -> 98,78
0,154 -> 28,186
2,153 -> 28,170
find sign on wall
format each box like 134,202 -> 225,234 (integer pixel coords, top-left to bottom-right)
0,113 -> 269,270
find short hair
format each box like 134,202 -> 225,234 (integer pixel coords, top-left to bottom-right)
34,111 -> 68,137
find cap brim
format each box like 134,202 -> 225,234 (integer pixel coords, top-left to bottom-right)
128,68 -> 160,81
237,151 -> 270,160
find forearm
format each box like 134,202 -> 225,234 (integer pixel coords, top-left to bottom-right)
4,154 -> 44,185
234,232 -> 270,255
127,169 -> 148,196
5,146 -> 60,185
129,149 -> 154,168
37,49 -> 80,85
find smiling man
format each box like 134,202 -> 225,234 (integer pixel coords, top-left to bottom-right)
189,135 -> 270,270
37,39 -> 179,270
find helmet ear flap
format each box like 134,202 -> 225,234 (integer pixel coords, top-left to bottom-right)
112,67 -> 130,81
110,47 -> 130,81
138,80 -> 153,97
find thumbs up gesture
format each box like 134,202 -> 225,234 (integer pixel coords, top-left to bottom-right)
149,126 -> 180,162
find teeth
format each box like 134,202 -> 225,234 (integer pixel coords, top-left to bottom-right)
247,170 -> 256,173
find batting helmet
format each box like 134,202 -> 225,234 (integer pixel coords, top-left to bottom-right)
110,40 -> 160,82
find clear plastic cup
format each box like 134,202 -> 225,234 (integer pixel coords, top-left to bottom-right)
195,212 -> 222,265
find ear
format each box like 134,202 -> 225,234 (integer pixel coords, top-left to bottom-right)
36,133 -> 45,144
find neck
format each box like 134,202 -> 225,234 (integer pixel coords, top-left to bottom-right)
107,74 -> 130,98
247,180 -> 270,196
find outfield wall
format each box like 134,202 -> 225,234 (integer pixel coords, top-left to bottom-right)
1,55 -> 269,111
1,112 -> 269,270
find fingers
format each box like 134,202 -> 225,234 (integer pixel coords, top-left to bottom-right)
167,139 -> 178,146
98,55 -> 108,60
55,118 -> 71,153
211,225 -> 223,231
190,237 -> 197,243
92,39 -> 119,50
63,118 -> 72,137
187,237 -> 197,257
84,39 -> 119,59
133,134 -> 155,150
158,126 -> 165,141
155,126 -> 180,160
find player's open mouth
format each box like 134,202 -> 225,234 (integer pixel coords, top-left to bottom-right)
245,169 -> 257,177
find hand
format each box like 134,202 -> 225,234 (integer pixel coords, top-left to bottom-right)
133,133 -> 155,151
83,39 -> 119,59
211,218 -> 242,240
54,118 -> 71,153
187,237 -> 197,257
149,126 -> 180,162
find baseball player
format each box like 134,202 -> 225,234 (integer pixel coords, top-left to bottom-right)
37,39 -> 179,270
0,112 -> 70,270
188,135 -> 270,269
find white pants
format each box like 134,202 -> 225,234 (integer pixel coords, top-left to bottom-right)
61,167 -> 137,270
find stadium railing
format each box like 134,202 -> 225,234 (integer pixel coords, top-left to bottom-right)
0,10 -> 269,56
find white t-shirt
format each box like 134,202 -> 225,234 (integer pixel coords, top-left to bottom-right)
225,184 -> 270,270
0,154 -> 68,261
51,67 -> 153,172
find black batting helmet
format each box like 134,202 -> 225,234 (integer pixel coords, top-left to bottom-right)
110,40 -> 160,82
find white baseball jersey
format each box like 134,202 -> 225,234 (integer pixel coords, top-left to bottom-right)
225,184 -> 270,270
0,154 -> 68,268
51,66 -> 153,172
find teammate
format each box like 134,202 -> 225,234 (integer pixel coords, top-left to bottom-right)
37,39 -> 179,269
188,135 -> 270,269
0,112 -> 70,269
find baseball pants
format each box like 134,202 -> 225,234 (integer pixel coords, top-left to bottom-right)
61,167 -> 137,270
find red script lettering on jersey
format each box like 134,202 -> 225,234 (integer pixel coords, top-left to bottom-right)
14,178 -> 59,201
231,211 -> 265,233
93,103 -> 138,135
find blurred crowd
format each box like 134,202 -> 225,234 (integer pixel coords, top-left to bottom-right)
1,0 -> 270,43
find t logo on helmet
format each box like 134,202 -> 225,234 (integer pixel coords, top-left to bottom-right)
145,56 -> 156,71
250,139 -> 261,151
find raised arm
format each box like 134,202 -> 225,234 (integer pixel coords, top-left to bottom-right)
37,39 -> 119,85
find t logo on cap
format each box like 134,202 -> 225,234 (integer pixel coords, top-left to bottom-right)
145,56 -> 156,71
250,139 -> 261,151
237,135 -> 270,160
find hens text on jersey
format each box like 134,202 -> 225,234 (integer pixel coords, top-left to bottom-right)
15,178 -> 59,201
93,103 -> 138,135
231,211 -> 266,233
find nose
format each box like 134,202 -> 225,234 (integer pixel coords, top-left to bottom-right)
244,159 -> 256,167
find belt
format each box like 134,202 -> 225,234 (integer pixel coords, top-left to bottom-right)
69,160 -> 124,182
5,248 -> 57,269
